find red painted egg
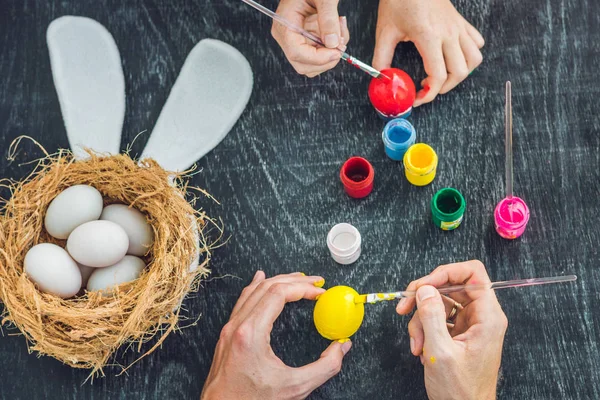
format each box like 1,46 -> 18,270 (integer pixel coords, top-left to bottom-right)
368,68 -> 416,118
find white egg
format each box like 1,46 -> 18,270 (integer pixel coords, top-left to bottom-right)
66,220 -> 129,267
44,185 -> 103,239
87,255 -> 145,295
77,263 -> 95,287
100,204 -> 154,256
24,243 -> 82,298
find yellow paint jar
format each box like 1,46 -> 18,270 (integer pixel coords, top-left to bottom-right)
403,143 -> 438,186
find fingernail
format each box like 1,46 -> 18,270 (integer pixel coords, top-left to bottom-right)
416,87 -> 430,100
300,272 -> 306,276
337,338 -> 349,344
315,294 -> 321,300
417,286 -> 436,301
313,279 -> 325,288
324,34 -> 339,48
341,340 -> 352,354
252,271 -> 261,282
330,52 -> 341,62
410,337 -> 415,354
341,16 -> 348,31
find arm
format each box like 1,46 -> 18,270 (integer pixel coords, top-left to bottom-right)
397,261 -> 507,400
201,271 -> 352,400
373,0 -> 485,106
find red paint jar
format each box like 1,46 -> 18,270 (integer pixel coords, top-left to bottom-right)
340,157 -> 374,199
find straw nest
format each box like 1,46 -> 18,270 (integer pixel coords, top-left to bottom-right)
0,139 -> 214,376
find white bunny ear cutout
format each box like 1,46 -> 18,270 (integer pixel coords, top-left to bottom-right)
141,39 -> 253,172
47,16 -> 125,159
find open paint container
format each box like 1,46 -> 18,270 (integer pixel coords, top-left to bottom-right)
403,143 -> 438,186
494,197 -> 530,239
382,118 -> 416,161
340,157 -> 374,199
431,188 -> 466,230
326,223 -> 362,265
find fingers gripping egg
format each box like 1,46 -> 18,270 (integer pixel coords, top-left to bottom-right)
313,286 -> 364,340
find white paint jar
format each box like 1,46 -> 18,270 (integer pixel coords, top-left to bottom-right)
326,223 -> 362,265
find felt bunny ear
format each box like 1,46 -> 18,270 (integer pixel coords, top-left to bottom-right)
47,16 -> 125,159
141,39 -> 253,172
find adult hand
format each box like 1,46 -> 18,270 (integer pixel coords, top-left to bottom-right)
271,0 -> 350,77
397,261 -> 508,400
373,0 -> 485,106
201,271 -> 352,400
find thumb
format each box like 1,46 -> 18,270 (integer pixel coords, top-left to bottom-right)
315,0 -> 341,48
416,286 -> 454,353
293,340 -> 351,395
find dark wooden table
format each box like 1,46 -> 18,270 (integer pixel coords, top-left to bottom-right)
1,0 -> 599,399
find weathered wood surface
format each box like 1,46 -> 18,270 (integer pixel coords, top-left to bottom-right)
0,0 -> 599,398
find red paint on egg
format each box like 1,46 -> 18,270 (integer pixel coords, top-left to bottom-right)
368,68 -> 416,118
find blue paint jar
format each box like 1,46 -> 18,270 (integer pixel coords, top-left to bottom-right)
381,118 -> 416,161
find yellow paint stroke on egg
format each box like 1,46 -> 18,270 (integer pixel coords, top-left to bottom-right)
313,286 -> 365,340
430,356 -> 436,364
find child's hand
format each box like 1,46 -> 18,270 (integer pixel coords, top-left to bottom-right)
373,0 -> 484,106
271,0 -> 350,77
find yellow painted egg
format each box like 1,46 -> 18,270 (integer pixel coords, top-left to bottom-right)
313,285 -> 364,340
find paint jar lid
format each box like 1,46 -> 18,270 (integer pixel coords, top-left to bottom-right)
326,223 -> 362,265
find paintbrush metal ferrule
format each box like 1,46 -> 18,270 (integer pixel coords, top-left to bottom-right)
341,53 -> 388,80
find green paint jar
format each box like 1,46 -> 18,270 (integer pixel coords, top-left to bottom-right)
431,188 -> 466,231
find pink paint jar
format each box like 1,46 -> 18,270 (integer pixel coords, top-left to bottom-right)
494,197 -> 530,239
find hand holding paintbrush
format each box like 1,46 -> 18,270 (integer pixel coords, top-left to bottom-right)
355,274 -> 577,304
241,0 -> 387,79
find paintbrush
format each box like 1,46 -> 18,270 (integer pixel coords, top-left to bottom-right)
240,0 -> 388,80
354,275 -> 577,304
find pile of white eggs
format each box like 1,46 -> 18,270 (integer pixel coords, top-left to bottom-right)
24,185 -> 154,299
